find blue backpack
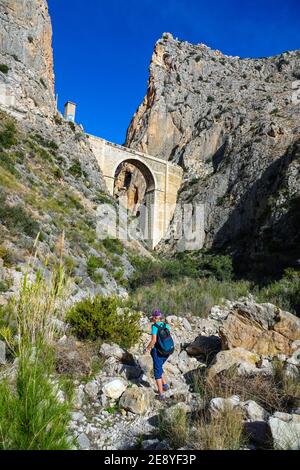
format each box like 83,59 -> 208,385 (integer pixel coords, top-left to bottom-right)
155,323 -> 175,357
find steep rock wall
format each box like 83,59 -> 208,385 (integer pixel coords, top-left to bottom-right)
0,0 -> 56,121
126,33 -> 300,275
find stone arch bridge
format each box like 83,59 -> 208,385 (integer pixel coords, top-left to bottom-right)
88,135 -> 183,249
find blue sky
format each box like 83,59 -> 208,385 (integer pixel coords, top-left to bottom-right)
48,0 -> 300,144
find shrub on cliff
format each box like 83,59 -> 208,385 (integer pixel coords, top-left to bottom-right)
129,252 -> 234,289
256,268 -> 300,316
66,295 -> 140,349
132,277 -> 250,317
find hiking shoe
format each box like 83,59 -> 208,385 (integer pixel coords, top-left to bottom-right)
157,394 -> 165,401
163,384 -> 170,392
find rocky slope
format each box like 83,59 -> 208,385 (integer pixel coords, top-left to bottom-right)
126,33 -> 300,276
0,0 -> 151,303
28,297 -> 299,450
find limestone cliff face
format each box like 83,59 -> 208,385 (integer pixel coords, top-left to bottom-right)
126,33 -> 300,275
0,0 -> 56,120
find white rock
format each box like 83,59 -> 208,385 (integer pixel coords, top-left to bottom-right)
73,385 -> 85,409
72,412 -> 85,422
84,380 -> 99,400
242,400 -> 269,422
102,378 -> 127,399
209,305 -> 229,321
182,318 -> 192,331
273,412 -> 300,423
210,396 -> 240,413
77,433 -> 91,450
287,349 -> 300,366
100,343 -> 126,360
269,415 -> 300,450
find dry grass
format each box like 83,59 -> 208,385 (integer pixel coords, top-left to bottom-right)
193,405 -> 246,450
0,235 -> 74,450
192,361 -> 300,414
0,233 -> 70,354
158,407 -> 189,449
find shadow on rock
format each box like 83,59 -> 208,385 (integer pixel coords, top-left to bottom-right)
184,335 -> 222,366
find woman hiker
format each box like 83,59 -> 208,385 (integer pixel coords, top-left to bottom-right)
144,310 -> 172,401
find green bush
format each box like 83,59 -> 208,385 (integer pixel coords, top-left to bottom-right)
69,159 -> 85,178
132,277 -> 250,317
0,64 -> 9,74
66,295 -> 141,349
0,122 -> 17,149
87,255 -> 106,282
103,237 -> 124,255
256,269 -> 300,316
0,280 -> 9,294
0,345 -> 74,450
0,245 -> 14,267
129,252 -> 234,289
0,191 -> 39,238
0,150 -> 19,177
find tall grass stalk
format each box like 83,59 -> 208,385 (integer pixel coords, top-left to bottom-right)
0,232 -> 70,354
0,233 -> 74,450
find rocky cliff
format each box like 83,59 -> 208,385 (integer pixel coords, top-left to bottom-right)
0,0 -> 147,302
126,33 -> 300,276
0,0 -> 56,121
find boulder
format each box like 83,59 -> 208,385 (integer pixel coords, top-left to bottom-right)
244,421 -> 270,447
206,348 -> 261,380
99,343 -> 134,364
119,386 -> 151,415
102,378 -> 127,400
136,355 -> 153,377
269,413 -> 300,450
219,301 -> 299,356
242,400 -> 269,422
77,433 -> 91,450
273,310 -> 300,342
73,385 -> 85,409
116,363 -> 142,380
209,396 -> 240,413
84,380 -> 99,400
185,335 -> 222,357
220,313 -> 292,356
228,301 -> 278,329
287,348 -> 300,366
182,318 -> 192,331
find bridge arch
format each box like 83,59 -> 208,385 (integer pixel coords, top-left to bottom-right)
112,157 -> 157,193
87,134 -> 183,249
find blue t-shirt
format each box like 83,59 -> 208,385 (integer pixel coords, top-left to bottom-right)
151,322 -> 171,335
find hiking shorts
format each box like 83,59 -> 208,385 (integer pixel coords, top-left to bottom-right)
151,347 -> 168,380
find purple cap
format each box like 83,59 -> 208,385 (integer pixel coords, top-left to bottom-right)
152,310 -> 162,318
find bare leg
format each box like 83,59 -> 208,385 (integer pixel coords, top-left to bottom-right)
156,378 -> 163,395
162,374 -> 167,386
